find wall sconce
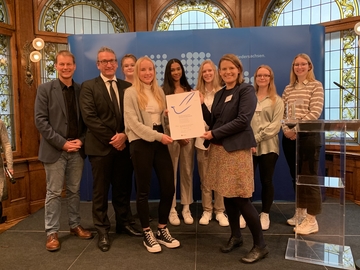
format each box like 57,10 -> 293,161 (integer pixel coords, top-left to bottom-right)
354,22 -> 360,35
22,37 -> 45,87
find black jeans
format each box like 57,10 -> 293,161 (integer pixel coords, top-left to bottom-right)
130,139 -> 174,228
253,152 -> 278,213
282,133 -> 322,215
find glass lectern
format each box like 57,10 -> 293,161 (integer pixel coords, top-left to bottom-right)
285,120 -> 360,270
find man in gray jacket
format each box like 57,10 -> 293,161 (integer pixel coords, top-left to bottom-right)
35,50 -> 92,252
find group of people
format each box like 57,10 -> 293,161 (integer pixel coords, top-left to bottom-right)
32,46 -> 324,265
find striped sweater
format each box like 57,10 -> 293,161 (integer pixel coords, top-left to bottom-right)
281,79 -> 324,132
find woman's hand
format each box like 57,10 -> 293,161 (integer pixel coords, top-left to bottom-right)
161,134 -> 173,145
251,147 -> 256,154
201,131 -> 213,140
284,129 -> 297,140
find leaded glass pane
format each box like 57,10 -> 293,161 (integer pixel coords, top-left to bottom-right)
84,20 -> 92,34
40,0 -> 128,33
0,35 -> 14,148
155,0 -> 232,31
40,43 -> 68,84
0,0 -> 8,23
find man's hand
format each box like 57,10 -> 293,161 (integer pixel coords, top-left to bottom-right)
178,139 -> 190,146
62,139 -> 82,152
109,133 -> 127,151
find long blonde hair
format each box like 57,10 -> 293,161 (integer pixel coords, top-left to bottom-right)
133,56 -> 165,111
290,53 -> 316,85
196,59 -> 221,95
254,65 -> 277,104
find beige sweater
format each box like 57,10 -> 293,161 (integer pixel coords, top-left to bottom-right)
124,85 -> 166,143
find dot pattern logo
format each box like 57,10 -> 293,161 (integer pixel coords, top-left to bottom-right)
149,52 -> 254,88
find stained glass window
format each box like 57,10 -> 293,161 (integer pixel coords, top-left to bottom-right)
155,0 -> 232,31
0,1 -> 14,148
265,0 -> 360,142
39,0 -> 128,83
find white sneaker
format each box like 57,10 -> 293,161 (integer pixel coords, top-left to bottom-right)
156,226 -> 180,248
169,210 -> 180,226
182,210 -> 194,225
259,212 -> 270,230
143,229 -> 161,253
287,208 -> 307,226
216,213 -> 229,227
239,215 -> 246,229
293,216 -> 319,235
199,211 -> 212,225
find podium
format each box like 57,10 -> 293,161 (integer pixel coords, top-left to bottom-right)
284,120 -> 360,270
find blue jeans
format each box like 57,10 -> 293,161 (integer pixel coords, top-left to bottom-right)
44,151 -> 84,235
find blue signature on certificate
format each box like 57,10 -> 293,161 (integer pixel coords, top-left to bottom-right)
170,92 -> 195,114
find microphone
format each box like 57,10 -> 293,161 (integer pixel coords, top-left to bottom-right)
333,81 -> 346,90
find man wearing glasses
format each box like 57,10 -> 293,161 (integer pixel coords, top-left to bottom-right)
80,47 -> 141,252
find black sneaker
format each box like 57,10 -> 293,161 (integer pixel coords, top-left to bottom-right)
143,229 -> 161,253
156,226 -> 180,248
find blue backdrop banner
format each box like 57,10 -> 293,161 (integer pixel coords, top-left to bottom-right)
68,25 -> 325,202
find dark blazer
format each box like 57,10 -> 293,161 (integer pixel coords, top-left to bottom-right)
35,79 -> 86,163
79,76 -> 131,156
202,83 -> 257,152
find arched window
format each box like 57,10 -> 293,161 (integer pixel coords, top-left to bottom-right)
265,0 -> 360,143
39,0 -> 128,82
155,0 -> 232,31
154,0 -> 232,85
0,0 -> 14,148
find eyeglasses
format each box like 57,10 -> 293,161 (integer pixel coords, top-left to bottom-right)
256,74 -> 270,78
98,59 -> 117,65
293,63 -> 308,67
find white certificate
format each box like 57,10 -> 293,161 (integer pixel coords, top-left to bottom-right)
166,91 -> 205,140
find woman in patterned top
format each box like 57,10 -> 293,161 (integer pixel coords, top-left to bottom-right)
282,53 -> 324,235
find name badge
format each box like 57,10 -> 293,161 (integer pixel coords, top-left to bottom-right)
225,95 -> 233,103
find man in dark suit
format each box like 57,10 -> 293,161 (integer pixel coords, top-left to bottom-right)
35,50 -> 93,252
79,46 -> 141,252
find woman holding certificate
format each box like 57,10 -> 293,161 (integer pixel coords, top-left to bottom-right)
163,58 -> 195,226
201,54 -> 268,264
195,60 -> 229,227
124,56 -> 180,253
